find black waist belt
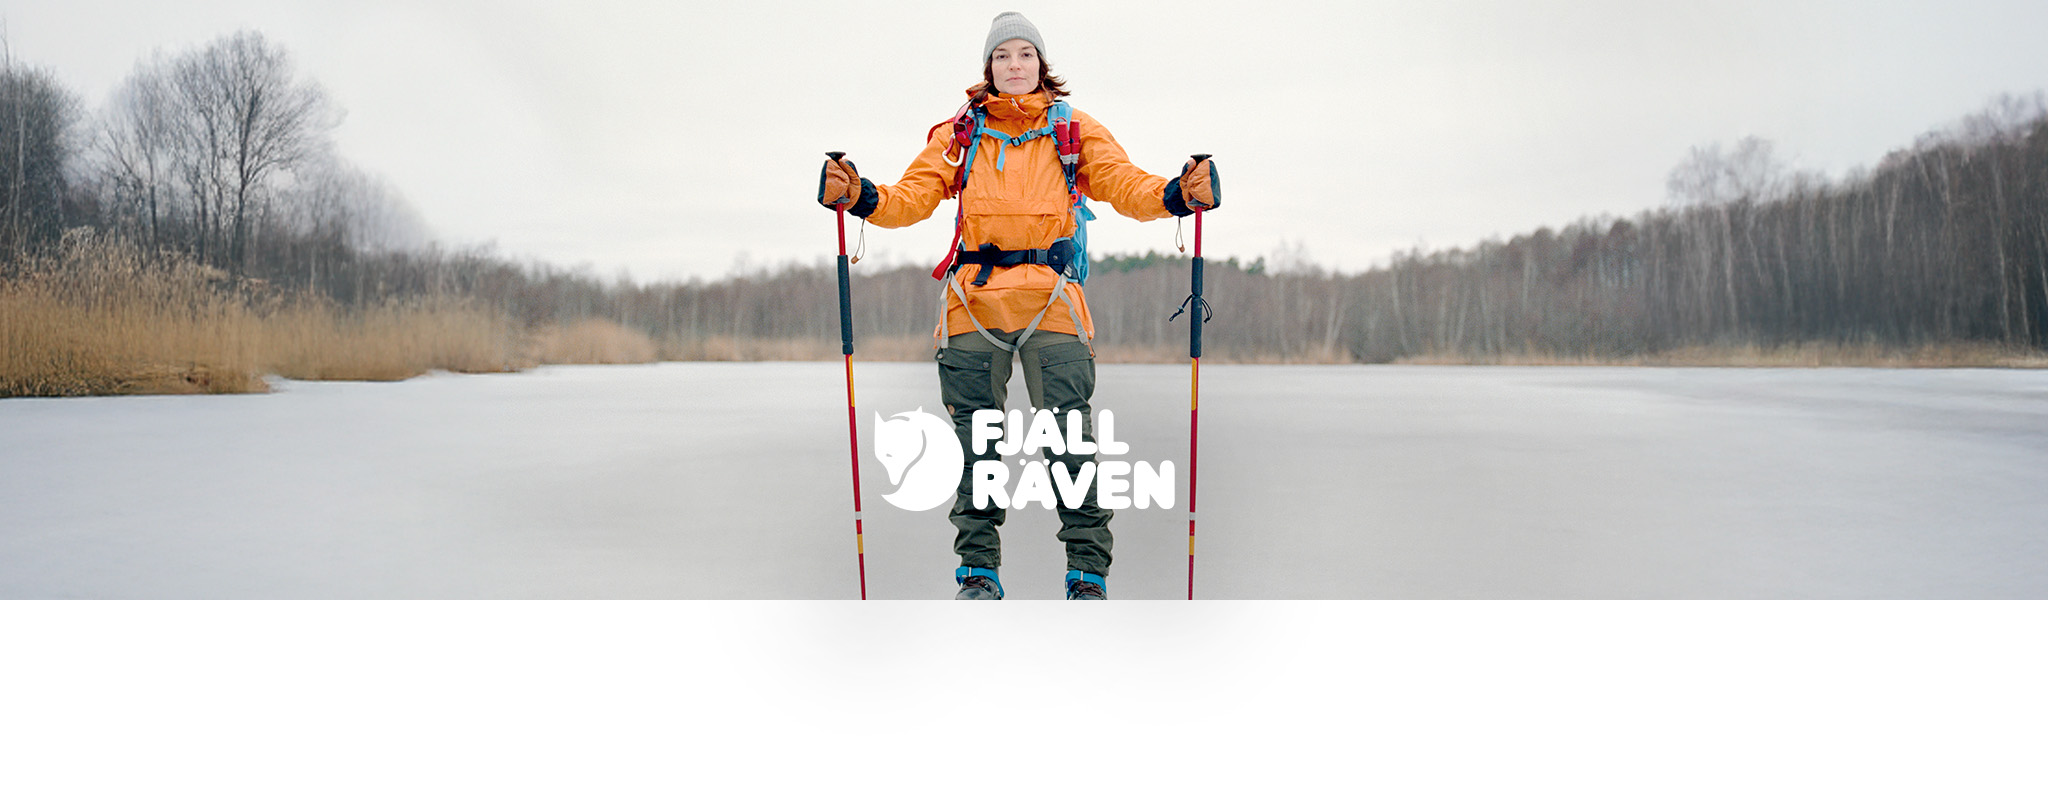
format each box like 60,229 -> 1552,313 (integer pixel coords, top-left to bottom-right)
956,240 -> 1076,285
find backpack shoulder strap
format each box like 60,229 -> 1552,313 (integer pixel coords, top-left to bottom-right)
931,106 -> 986,280
1049,101 -> 1081,196
938,102 -> 983,197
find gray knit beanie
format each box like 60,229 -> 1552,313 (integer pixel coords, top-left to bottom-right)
983,12 -> 1045,62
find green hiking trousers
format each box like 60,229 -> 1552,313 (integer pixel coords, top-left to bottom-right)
935,330 -> 1113,577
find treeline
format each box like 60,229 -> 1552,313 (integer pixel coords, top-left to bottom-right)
5,29 -> 2046,367
1345,97 -> 2048,361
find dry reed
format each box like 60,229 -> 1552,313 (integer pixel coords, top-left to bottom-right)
2,232 -> 523,397
3,233 -> 263,395
13,234 -> 2039,400
528,320 -> 659,365
659,335 -> 848,362
647,335 -> 1357,364
264,296 -> 523,381
1395,342 -> 2048,368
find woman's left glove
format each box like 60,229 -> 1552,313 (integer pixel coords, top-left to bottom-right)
1164,155 -> 1221,217
818,155 -> 879,217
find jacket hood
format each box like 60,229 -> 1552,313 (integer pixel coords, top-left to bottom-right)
968,86 -> 1052,122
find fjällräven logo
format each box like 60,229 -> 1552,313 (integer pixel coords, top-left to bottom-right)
875,406 -> 1174,512
874,408 -> 965,511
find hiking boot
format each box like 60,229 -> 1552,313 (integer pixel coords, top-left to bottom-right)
955,567 -> 1004,600
956,576 -> 1002,600
1065,570 -> 1106,600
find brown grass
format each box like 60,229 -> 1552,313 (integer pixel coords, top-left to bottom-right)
2,232 -> 524,397
1396,342 -> 2048,368
3,235 -> 264,396
852,334 -> 944,362
644,336 -> 2048,368
264,297 -> 523,381
644,335 -> 1356,364
660,335 -> 851,362
528,319 -> 658,365
1179,342 -> 1353,365
14,234 -> 2038,400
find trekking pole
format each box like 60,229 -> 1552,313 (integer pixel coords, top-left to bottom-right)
828,151 -> 868,600
1168,154 -> 1215,600
1187,207 -> 1203,600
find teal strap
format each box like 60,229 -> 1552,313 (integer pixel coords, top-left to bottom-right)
982,124 -> 1053,171
1065,570 -> 1105,588
1070,198 -> 1094,284
957,567 -> 1004,596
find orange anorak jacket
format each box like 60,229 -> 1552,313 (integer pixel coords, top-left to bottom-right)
865,90 -> 1173,341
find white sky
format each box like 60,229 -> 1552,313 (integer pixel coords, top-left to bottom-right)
8,0 -> 2047,283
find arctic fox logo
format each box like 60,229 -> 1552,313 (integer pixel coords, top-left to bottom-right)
874,408 -> 964,512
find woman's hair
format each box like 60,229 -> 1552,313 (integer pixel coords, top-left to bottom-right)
969,56 -> 1070,105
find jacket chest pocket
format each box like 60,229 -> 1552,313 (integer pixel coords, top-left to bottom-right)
965,144 -> 1064,205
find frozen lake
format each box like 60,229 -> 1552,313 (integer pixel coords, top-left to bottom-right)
4,362 -> 2045,598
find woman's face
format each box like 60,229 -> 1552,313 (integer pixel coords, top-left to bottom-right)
989,39 -> 1040,95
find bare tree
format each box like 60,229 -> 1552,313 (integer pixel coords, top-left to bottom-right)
93,60 -> 178,255
1667,136 -> 1788,207
0,34 -> 82,258
166,30 -> 338,274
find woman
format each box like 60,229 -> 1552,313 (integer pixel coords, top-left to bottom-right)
819,12 -> 1220,600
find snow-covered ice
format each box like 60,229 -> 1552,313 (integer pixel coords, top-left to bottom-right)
3,363 -> 2045,598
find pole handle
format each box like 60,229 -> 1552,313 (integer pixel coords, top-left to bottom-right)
825,152 -> 853,212
829,151 -> 853,354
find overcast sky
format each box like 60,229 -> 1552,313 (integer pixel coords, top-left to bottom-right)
8,0 -> 2047,283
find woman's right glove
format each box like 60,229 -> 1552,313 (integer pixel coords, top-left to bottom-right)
1164,155 -> 1221,217
818,154 -> 878,217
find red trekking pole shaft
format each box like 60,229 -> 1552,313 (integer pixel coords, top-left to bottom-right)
1187,206 -> 1203,600
1169,153 -> 1214,600
827,151 -> 867,600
